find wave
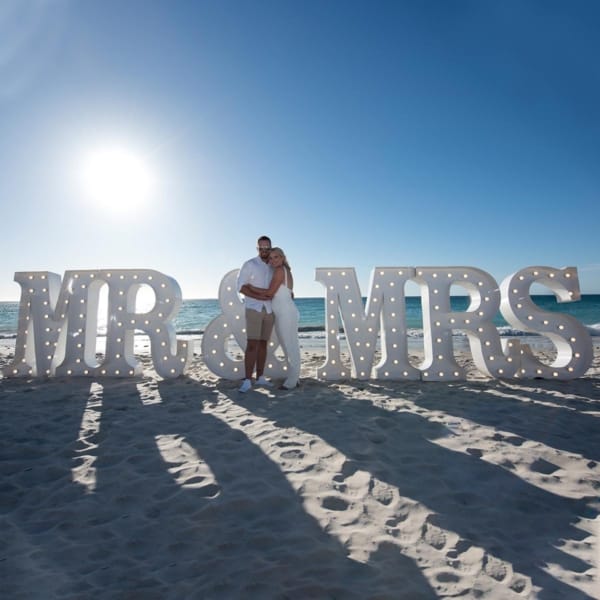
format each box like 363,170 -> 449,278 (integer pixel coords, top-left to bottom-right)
586,323 -> 600,336
497,325 -> 600,337
173,329 -> 205,336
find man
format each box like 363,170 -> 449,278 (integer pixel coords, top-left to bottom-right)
237,235 -> 274,392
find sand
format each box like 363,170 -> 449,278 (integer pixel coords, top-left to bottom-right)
1,338 -> 599,599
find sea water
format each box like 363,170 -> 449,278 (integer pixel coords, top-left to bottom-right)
1,295 -> 599,341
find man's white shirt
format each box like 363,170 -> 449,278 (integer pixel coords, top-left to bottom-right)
237,256 -> 273,312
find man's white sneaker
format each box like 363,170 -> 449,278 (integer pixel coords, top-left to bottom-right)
239,378 -> 252,393
256,376 -> 273,387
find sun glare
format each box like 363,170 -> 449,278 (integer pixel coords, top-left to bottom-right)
80,146 -> 156,211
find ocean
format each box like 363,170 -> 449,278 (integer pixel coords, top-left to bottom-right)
1,295 -> 599,340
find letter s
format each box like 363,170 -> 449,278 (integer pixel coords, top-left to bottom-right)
500,267 -> 592,379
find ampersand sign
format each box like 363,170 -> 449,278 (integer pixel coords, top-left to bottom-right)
201,270 -> 287,379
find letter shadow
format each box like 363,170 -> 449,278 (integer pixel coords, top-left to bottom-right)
0,376 -> 436,599
0,378 -> 94,597
229,383 -> 598,599
410,378 -> 600,462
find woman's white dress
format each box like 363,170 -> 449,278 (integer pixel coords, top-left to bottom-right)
272,268 -> 301,388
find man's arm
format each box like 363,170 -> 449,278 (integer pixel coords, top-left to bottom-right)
239,283 -> 270,300
237,261 -> 263,299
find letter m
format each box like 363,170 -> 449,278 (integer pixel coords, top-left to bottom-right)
315,267 -> 419,380
3,271 -> 75,377
3,271 -> 100,377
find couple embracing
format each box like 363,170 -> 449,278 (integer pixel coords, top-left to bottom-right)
237,235 -> 301,393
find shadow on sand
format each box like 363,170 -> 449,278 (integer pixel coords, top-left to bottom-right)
223,377 -> 599,600
1,376 -> 436,599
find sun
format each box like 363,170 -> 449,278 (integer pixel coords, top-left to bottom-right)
80,146 -> 156,212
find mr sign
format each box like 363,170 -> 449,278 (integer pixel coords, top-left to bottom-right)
4,270 -> 191,379
3,266 -> 593,381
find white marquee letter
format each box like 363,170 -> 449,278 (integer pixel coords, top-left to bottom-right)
314,267 -> 420,380
201,270 -> 286,379
414,267 -> 521,381
102,270 -> 191,378
500,267 -> 592,379
4,272 -> 69,377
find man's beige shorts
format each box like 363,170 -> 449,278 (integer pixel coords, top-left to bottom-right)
245,308 -> 274,341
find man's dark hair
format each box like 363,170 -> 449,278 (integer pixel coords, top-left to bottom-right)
257,235 -> 271,246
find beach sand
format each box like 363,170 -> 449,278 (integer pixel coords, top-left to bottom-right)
1,339 -> 599,599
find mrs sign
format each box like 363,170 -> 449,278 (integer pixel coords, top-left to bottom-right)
3,266 -> 593,382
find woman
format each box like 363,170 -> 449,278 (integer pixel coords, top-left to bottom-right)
246,247 -> 301,389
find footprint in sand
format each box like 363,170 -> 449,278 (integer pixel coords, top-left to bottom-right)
483,553 -> 512,582
422,519 -> 448,551
529,458 -> 560,475
322,496 -> 350,511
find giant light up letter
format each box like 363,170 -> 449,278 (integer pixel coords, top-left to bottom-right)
4,272 -> 70,377
99,270 -> 191,379
201,270 -> 287,379
500,266 -> 593,379
314,267 -> 420,380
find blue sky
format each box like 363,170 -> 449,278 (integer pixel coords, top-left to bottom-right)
1,0 -> 599,300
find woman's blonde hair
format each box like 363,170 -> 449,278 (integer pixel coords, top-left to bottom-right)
270,247 -> 291,270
